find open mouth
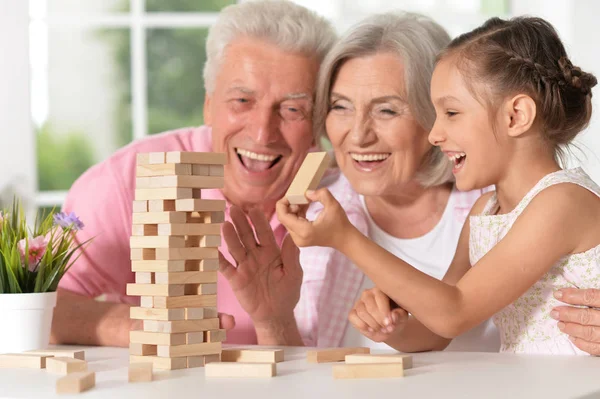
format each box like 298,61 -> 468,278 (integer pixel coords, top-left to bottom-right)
235,148 -> 283,173
448,152 -> 466,171
350,152 -> 391,169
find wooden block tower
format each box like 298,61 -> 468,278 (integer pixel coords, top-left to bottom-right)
127,151 -> 227,370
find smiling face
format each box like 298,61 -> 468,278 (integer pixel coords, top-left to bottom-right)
429,57 -> 509,191
204,37 -> 318,210
325,52 -> 433,196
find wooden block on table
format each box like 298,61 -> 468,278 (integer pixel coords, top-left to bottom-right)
132,200 -> 148,213
184,283 -> 217,295
306,347 -> 370,363
152,294 -> 217,309
46,357 -> 87,375
135,272 -> 154,284
130,330 -> 186,346
344,353 -> 413,369
156,342 -> 221,358
135,188 -> 193,201
129,362 -> 153,383
127,283 -> 184,297
166,151 -> 227,165
131,224 -> 158,236
221,349 -> 284,363
130,248 -> 156,261
136,163 -> 192,177
143,318 -> 219,333
187,353 -> 220,368
175,199 -> 226,212
0,353 -> 51,369
285,152 -> 331,205
24,349 -> 85,360
130,307 -> 185,321
154,271 -> 217,285
155,247 -> 218,261
192,164 -> 209,176
130,355 -> 186,370
200,235 -> 221,247
209,165 -> 224,176
205,329 -> 226,343
130,236 -> 186,249
332,363 -> 404,379
137,175 -> 224,189
56,371 -> 95,394
132,260 -> 185,273
129,343 -> 157,356
157,222 -> 221,236
148,199 -> 176,212
205,362 -> 276,378
132,211 -> 187,224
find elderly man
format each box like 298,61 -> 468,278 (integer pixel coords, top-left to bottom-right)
51,0 -> 336,347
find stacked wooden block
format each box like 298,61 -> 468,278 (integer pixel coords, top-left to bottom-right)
127,151 -> 227,370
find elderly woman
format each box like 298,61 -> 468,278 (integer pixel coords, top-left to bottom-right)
292,11 -> 499,351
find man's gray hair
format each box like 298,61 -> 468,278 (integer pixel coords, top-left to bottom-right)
315,12 -> 454,187
203,0 -> 337,94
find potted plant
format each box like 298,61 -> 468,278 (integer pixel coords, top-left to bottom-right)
0,200 -> 89,353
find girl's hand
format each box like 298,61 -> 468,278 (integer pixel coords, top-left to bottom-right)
276,188 -> 352,250
348,287 -> 409,343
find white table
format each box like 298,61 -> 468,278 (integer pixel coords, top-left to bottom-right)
1,346 -> 599,399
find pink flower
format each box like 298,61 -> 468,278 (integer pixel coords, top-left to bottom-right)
18,235 -> 49,271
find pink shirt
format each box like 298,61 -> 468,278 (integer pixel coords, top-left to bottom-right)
59,126 -> 287,344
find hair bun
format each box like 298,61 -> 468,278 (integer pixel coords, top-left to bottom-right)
558,57 -> 598,96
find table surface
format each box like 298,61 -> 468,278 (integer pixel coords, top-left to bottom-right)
1,346 -> 599,399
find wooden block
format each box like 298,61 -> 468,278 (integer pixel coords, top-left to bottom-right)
126,283 -> 184,297
285,152 -> 331,205
129,362 -> 153,383
24,349 -> 85,361
203,307 -> 218,318
132,211 -> 187,224
192,164 -> 209,176
187,211 -> 225,224
147,199 -> 176,212
175,199 -> 226,212
130,236 -> 186,248
209,165 -> 224,176
130,355 -> 186,370
132,200 -> 148,213
46,357 -> 87,375
0,353 -> 51,369
56,371 -> 95,394
186,332 -> 205,344
130,307 -> 185,321
140,296 -> 154,308
130,248 -> 156,261
198,259 -> 219,271
186,353 -> 220,368
135,188 -> 193,201
143,318 -> 219,333
205,362 -> 276,378
157,223 -> 221,237
136,163 -> 192,177
131,224 -> 158,236
129,343 -> 157,356
137,153 -> 150,165
154,271 -> 217,285
306,347 -> 370,363
137,175 -> 224,189
204,353 -> 221,364
156,342 -> 221,358
184,283 -> 217,295
221,349 -> 284,363
184,308 -> 206,320
148,152 -> 165,164
135,272 -> 154,284
130,330 -> 186,346
155,247 -> 218,261
152,294 -> 217,309
132,260 -> 185,272
166,151 -> 227,165
344,353 -> 413,369
332,363 -> 404,379
205,329 -> 226,343
200,235 -> 221,247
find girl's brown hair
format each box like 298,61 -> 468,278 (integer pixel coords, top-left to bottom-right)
439,16 -> 597,155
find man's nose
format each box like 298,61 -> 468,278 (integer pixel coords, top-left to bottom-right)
249,106 -> 280,145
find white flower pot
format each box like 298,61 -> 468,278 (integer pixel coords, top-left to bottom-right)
0,291 -> 57,354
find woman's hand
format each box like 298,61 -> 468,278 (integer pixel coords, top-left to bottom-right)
276,188 -> 353,250
348,287 -> 409,343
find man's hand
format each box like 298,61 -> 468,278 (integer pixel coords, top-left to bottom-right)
219,206 -> 303,330
552,288 -> 600,355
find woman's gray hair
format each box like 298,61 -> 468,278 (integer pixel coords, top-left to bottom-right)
203,0 -> 337,95
315,12 -> 454,187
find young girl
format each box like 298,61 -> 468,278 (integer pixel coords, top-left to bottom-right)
277,16 -> 600,355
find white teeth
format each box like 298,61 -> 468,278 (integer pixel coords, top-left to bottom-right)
236,148 -> 279,162
447,152 -> 466,161
350,153 -> 391,162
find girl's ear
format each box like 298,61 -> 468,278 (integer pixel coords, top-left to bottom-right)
504,94 -> 536,138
